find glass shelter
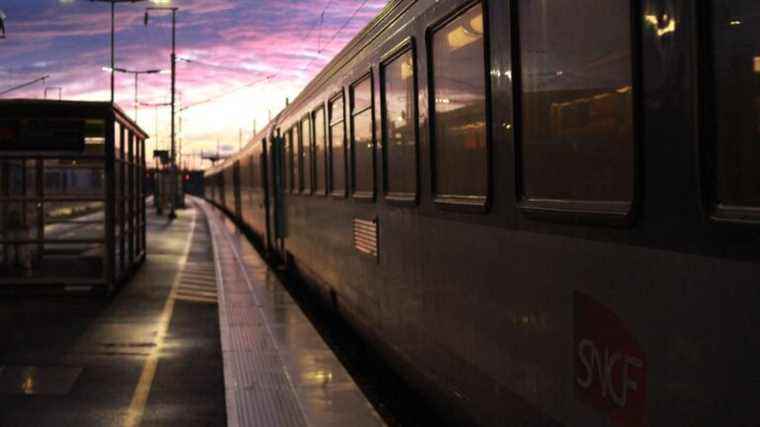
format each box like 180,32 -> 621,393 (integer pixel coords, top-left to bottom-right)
0,100 -> 147,293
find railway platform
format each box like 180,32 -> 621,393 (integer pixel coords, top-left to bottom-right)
0,197 -> 383,426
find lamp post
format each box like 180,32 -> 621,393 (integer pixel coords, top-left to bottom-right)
102,66 -> 166,121
89,0 -> 148,104
145,5 -> 178,220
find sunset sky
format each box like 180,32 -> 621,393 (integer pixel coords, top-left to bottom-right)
0,0 -> 388,168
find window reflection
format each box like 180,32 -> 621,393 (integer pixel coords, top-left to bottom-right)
431,4 -> 488,200
383,49 -> 417,197
330,95 -> 346,195
314,108 -> 327,194
351,76 -> 374,196
519,0 -> 634,204
353,110 -> 373,194
302,117 -> 313,194
713,1 -> 760,208
295,123 -> 303,192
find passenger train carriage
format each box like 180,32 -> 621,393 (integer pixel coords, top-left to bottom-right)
205,0 -> 760,425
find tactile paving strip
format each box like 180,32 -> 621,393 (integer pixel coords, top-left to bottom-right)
201,202 -> 308,427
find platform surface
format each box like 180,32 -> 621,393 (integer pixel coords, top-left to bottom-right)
0,200 -> 225,426
200,198 -> 385,427
0,198 -> 385,426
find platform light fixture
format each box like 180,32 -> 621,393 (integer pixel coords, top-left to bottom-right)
101,66 -> 167,120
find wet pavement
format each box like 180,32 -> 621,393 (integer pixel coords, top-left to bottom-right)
200,199 -> 385,427
0,197 -> 388,427
0,199 -> 226,426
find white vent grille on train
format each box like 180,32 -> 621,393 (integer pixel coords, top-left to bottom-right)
352,218 -> 378,258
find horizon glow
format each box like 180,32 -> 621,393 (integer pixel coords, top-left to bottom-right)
0,0 -> 388,169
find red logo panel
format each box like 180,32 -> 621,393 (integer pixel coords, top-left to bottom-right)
574,291 -> 647,427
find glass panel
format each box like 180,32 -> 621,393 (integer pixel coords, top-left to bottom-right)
43,160 -> 105,198
84,137 -> 106,156
330,96 -> 344,125
383,49 -> 417,196
352,109 -> 374,194
0,242 -> 104,281
296,124 -> 304,192
519,0 -> 634,203
330,123 -> 345,194
330,96 -> 346,194
353,77 -> 372,112
431,4 -> 488,198
302,118 -> 313,193
712,1 -> 760,208
314,108 -> 327,194
44,201 -> 105,239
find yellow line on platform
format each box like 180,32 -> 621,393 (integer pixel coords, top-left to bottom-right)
124,208 -> 198,427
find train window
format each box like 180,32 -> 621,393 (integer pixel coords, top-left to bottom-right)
284,128 -> 293,193
329,93 -> 347,197
295,123 -> 304,193
711,1 -> 760,218
381,45 -> 417,200
430,3 -> 489,206
313,106 -> 327,195
302,116 -> 313,194
517,0 -> 634,216
351,74 -> 375,198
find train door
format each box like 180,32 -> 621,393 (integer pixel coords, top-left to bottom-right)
267,132 -> 287,261
261,138 -> 273,253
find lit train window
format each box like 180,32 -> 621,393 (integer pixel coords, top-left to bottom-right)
381,45 -> 417,200
518,0 -> 634,212
711,1 -> 760,215
351,75 -> 374,198
329,93 -> 347,197
295,123 -> 303,193
313,107 -> 327,195
430,3 -> 488,205
302,116 -> 313,194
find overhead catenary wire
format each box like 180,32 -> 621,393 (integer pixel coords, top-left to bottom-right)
179,74 -> 275,111
178,0 -> 371,114
297,0 -> 371,74
0,75 -> 50,97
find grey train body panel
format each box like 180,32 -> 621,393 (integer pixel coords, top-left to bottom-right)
205,0 -> 760,425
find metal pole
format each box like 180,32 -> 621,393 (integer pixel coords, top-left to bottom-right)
169,9 -> 177,219
134,72 -> 138,121
110,1 -> 115,104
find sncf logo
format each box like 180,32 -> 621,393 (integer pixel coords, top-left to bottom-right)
574,291 -> 647,427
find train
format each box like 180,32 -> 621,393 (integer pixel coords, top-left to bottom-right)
204,0 -> 760,425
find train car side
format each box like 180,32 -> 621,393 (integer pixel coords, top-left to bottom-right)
206,0 -> 760,425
